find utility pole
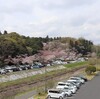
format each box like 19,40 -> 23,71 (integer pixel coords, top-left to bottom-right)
40,56 -> 47,93
44,62 -> 47,93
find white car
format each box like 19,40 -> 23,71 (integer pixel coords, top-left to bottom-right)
66,81 -> 79,89
63,89 -> 72,97
56,82 -> 77,93
70,77 -> 85,84
5,66 -> 13,72
57,88 -> 72,97
67,80 -> 81,87
64,87 -> 77,94
57,82 -> 77,89
47,89 -> 67,99
0,69 -> 6,74
56,82 -> 69,89
65,82 -> 77,89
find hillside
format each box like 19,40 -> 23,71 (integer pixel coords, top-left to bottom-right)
0,31 -> 99,66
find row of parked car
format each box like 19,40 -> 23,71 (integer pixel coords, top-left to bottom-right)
0,63 -> 45,74
47,76 -> 87,99
0,58 -> 87,75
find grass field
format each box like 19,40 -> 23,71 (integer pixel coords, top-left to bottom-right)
34,93 -> 47,99
64,61 -> 88,69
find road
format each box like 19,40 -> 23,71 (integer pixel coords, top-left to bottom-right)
69,73 -> 100,99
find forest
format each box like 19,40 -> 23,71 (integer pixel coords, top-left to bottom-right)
0,30 -> 99,59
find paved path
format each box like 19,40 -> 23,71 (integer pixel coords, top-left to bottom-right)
69,73 -> 100,99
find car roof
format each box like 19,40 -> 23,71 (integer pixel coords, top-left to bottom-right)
68,79 -> 77,81
58,82 -> 66,84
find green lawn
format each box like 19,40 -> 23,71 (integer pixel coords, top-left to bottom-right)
64,61 -> 88,69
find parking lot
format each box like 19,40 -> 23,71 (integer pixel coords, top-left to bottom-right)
68,73 -> 100,99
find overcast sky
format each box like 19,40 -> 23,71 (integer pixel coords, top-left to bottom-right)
0,0 -> 100,44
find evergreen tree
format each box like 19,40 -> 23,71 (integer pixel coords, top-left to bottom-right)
0,31 -> 2,35
4,30 -> 8,34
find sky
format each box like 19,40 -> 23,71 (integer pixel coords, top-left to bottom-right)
0,0 -> 100,44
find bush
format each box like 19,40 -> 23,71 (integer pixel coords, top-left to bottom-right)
85,66 -> 96,75
36,87 -> 45,95
88,58 -> 96,65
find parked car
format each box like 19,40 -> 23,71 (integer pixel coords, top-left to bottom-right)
17,67 -> 22,71
69,77 -> 85,84
65,82 -> 77,89
63,87 -> 77,94
34,62 -> 44,67
57,82 -> 77,89
0,69 -> 7,74
32,65 -> 41,68
19,65 -> 28,70
56,82 -> 77,94
78,76 -> 88,82
10,66 -> 22,72
11,66 -> 17,72
32,64 -> 45,68
62,88 -> 72,97
65,81 -> 79,89
53,60 -> 63,65
56,82 -> 69,89
68,79 -> 82,85
25,65 -> 32,69
47,89 -> 67,99
77,58 -> 85,62
5,66 -> 13,72
67,80 -> 81,88
57,85 -> 73,97
46,64 -> 51,67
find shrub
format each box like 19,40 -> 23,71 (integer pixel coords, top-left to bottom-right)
37,87 -> 45,95
85,66 -> 96,75
88,58 -> 96,65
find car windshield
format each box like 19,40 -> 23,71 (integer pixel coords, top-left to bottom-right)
49,90 -> 62,94
69,83 -> 74,86
58,83 -> 66,86
71,78 -> 78,80
64,87 -> 69,90
67,87 -> 72,90
68,81 -> 77,85
63,89 -> 68,92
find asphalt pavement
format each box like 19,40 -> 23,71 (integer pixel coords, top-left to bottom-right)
68,73 -> 100,99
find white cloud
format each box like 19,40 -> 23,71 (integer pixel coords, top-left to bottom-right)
0,0 -> 100,44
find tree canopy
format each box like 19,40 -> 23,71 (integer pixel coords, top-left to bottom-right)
0,31 -> 95,58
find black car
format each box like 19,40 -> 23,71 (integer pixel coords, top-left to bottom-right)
25,65 -> 32,69
19,65 -> 28,70
79,76 -> 88,82
75,76 -> 88,82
